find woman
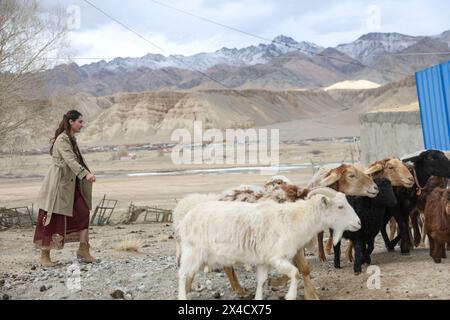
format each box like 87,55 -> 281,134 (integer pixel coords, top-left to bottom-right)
34,110 -> 98,267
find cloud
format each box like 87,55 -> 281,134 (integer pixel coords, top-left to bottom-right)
40,0 -> 450,64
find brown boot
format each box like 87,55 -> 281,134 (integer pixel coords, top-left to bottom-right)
40,250 -> 57,267
77,243 -> 100,263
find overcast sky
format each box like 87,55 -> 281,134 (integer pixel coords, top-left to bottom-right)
40,0 -> 450,64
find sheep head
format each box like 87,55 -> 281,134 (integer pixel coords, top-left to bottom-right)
319,164 -> 379,198
308,191 -> 361,246
403,150 -> 450,179
365,158 -> 414,188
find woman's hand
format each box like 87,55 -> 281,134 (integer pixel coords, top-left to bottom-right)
86,173 -> 96,183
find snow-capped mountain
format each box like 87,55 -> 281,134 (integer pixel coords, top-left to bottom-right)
80,35 -> 323,75
41,30 -> 450,97
335,32 -> 423,63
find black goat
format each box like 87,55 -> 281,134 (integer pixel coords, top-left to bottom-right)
333,178 -> 397,274
382,150 -> 450,255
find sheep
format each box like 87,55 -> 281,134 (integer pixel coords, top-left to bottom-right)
409,176 -> 448,248
307,164 -> 379,261
220,180 -> 313,298
424,186 -> 450,263
382,150 -> 450,255
177,188 -> 361,300
345,157 -> 414,261
173,176 -> 313,297
173,193 -> 220,266
333,178 -> 397,274
218,178 -> 312,298
220,184 -> 266,203
263,175 -> 293,191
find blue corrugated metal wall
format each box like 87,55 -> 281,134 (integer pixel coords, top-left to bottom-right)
415,60 -> 450,150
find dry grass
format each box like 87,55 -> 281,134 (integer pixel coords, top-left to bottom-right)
113,236 -> 144,252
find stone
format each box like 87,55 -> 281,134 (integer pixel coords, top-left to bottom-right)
111,289 -> 125,299
136,285 -> 146,292
124,293 -> 133,300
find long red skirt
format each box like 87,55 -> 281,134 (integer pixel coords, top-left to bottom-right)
33,180 -> 90,250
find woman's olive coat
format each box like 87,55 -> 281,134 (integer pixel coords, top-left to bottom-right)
36,132 -> 92,226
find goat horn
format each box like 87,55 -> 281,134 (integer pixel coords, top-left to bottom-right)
306,187 -> 338,199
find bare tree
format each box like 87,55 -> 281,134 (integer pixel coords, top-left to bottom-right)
0,0 -> 69,148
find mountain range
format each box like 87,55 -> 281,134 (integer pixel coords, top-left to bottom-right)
41,30 -> 450,96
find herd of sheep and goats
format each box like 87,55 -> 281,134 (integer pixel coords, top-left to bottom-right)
172,149 -> 450,300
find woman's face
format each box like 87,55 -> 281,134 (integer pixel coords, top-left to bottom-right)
69,116 -> 84,134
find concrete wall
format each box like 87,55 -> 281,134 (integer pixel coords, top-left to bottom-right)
360,110 -> 424,165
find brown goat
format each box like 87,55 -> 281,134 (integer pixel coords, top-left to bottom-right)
388,176 -> 449,249
424,187 -> 450,263
365,158 -> 415,188
346,158 -> 414,261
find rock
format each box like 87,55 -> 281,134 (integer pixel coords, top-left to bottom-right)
136,285 -> 146,292
124,293 -> 133,300
111,289 -> 125,299
2,294 -> 10,300
213,292 -> 221,299
31,265 -> 37,271
195,285 -> 205,292
40,285 -> 48,292
0,279 -> 5,287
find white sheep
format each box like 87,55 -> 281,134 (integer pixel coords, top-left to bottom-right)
173,193 -> 220,266
177,188 -> 361,300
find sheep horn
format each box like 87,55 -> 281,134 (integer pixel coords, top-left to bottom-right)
306,187 -> 338,199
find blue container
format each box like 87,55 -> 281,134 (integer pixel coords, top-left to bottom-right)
415,60 -> 450,150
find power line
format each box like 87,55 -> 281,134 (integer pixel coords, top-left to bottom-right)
46,57 -> 117,60
146,0 -> 430,78
82,0 -> 234,90
80,0 -> 445,90
373,52 -> 450,56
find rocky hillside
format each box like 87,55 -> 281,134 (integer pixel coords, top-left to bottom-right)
78,89 -> 339,145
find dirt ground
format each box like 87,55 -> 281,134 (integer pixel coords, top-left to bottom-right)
0,223 -> 449,300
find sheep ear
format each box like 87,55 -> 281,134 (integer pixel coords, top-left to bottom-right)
320,170 -> 342,187
402,155 -> 421,163
365,163 -> 384,175
321,196 -> 331,207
